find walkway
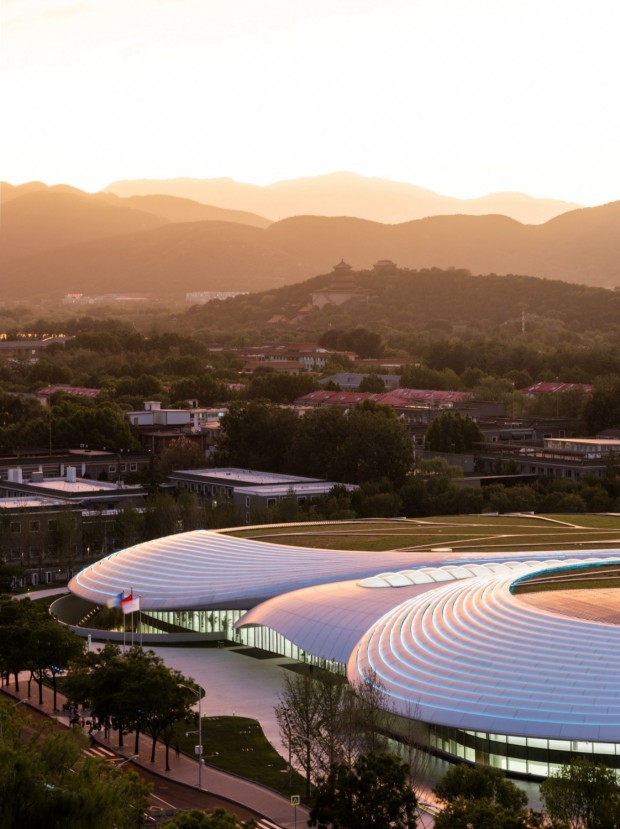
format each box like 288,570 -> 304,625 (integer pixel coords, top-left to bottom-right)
2,657 -> 309,829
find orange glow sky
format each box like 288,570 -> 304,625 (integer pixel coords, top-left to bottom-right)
2,0 -> 619,204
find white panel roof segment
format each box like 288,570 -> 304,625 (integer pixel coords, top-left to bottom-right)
237,579 -> 444,664
349,557 -> 620,741
70,529 -> 468,611
70,528 -> 620,612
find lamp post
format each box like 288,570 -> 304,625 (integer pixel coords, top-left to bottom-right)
279,704 -> 312,798
179,684 -> 203,789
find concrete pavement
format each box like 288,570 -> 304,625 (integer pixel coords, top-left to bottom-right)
2,655 -> 309,829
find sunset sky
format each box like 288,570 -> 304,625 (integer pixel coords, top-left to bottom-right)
2,0 -> 619,205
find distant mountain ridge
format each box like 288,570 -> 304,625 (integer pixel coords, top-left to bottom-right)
1,179 -> 618,301
104,171 -> 580,225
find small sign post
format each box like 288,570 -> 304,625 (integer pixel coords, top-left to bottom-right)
291,794 -> 301,827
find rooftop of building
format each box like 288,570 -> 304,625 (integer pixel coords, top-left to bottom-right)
169,468 -> 321,486
235,481 -> 358,496
0,496 -> 68,509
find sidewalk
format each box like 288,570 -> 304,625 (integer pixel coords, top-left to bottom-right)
2,673 -> 309,829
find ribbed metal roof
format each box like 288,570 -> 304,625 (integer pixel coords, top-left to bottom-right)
69,528 -> 620,741
349,559 -> 620,741
69,529 -> 446,610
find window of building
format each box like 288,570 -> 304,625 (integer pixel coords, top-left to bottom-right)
48,519 -> 57,530
10,522 -> 20,533
130,463 -> 137,472
108,464 -> 117,473
30,520 -> 40,532
245,496 -> 250,507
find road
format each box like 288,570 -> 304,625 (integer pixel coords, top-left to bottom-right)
20,703 -> 278,827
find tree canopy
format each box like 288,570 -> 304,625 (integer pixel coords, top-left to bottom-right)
433,765 -> 534,829
540,758 -> 620,829
215,400 -> 412,488
0,696 -> 151,829
425,411 -> 484,453
309,752 -> 417,829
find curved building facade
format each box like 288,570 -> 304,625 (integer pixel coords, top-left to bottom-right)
67,528 -> 620,777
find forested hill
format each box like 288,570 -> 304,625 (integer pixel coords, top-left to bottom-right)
184,267 -> 620,337
0,185 -> 619,299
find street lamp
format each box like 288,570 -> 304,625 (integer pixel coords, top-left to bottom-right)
279,704 -> 312,798
179,683 -> 203,789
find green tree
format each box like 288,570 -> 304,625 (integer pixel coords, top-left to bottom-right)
435,764 -> 527,811
143,492 -> 180,539
246,371 -> 319,403
46,397 -> 140,452
290,407 -> 350,481
113,502 -> 144,549
0,561 -> 24,595
309,752 -> 417,829
214,401 -> 300,473
435,798 -> 537,829
540,758 -> 620,829
158,436 -> 206,476
51,506 -> 80,577
319,327 -> 384,359
338,402 -> 413,487
434,765 -> 532,829
275,673 -> 325,798
583,378 -> 620,433
5,598 -> 85,707
425,411 -> 484,453
0,696 -> 151,829
66,644 -> 195,759
358,373 -> 386,393
400,364 -> 463,391
164,808 -> 257,828
0,598 -> 36,690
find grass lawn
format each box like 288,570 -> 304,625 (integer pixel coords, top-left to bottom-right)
225,515 -> 620,553
173,715 -> 306,798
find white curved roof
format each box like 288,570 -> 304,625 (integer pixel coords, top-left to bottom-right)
69,529 -> 465,610
68,526 -> 620,742
349,559 -> 620,741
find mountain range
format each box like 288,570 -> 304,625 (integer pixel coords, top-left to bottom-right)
105,171 -> 578,226
0,177 -> 618,301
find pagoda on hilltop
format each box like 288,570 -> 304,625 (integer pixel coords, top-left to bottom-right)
310,260 -> 368,309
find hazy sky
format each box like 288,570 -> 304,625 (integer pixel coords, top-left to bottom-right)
2,0 -> 619,204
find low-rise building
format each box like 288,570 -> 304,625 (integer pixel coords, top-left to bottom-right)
0,495 -> 134,586
0,466 -> 146,509
126,401 -> 225,457
0,336 -> 71,363
167,467 -> 358,523
475,436 -> 620,480
0,449 -> 151,483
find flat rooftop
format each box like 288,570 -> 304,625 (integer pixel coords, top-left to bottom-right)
236,482 -> 356,496
0,496 -> 67,508
172,468 -> 320,485
13,478 -> 142,494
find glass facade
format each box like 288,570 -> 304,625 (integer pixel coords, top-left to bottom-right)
430,725 -> 620,777
138,612 -> 346,674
